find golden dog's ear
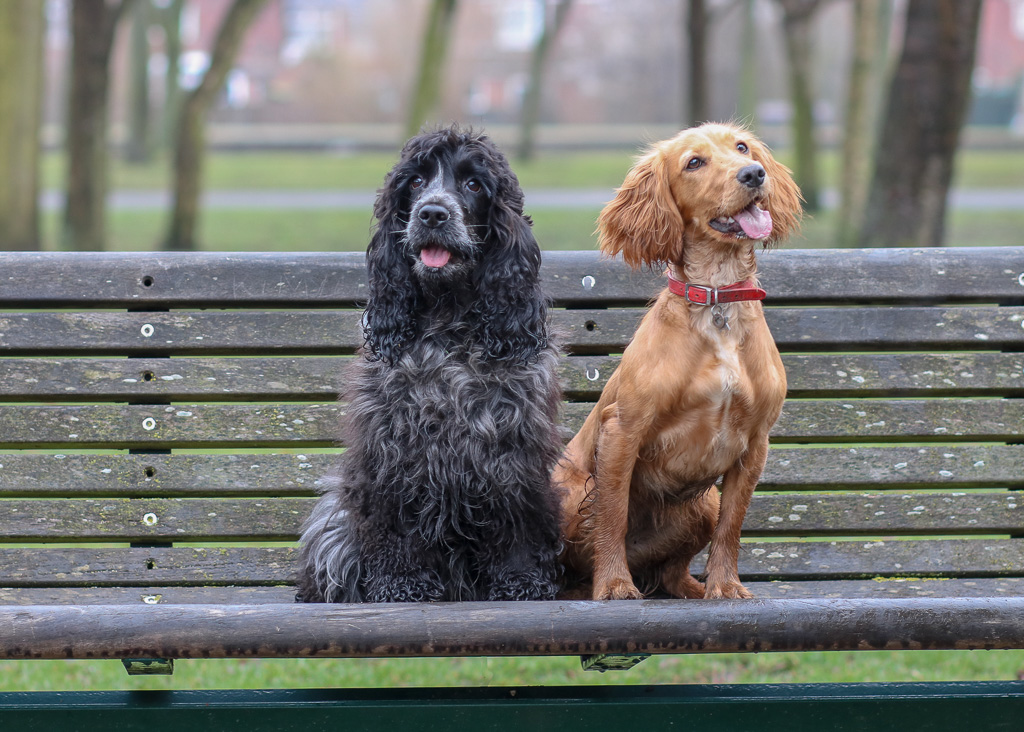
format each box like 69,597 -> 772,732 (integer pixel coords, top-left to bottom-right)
598,148 -> 683,269
751,139 -> 803,247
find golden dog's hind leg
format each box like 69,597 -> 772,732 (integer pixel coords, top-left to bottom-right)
658,493 -> 718,599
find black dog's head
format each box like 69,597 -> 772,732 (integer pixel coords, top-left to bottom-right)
363,125 -> 547,365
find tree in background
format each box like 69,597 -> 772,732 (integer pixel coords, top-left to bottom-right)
157,0 -> 186,152
404,0 -> 459,140
685,0 -> 710,125
836,0 -> 890,248
736,0 -> 758,124
63,0 -> 137,251
518,0 -> 575,161
164,0 -> 269,252
126,0 -> 186,160
125,0 -> 154,164
859,0 -> 983,247
0,1 -> 45,251
776,0 -> 824,213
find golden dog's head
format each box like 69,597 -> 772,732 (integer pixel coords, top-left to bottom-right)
598,123 -> 802,269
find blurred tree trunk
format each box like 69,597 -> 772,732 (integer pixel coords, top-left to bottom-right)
518,0 -> 575,161
836,0 -> 886,248
685,0 -> 709,125
736,0 -> 758,124
164,0 -> 268,252
0,1 -> 45,251
125,0 -> 153,163
859,0 -> 983,248
778,0 -> 823,213
63,0 -> 137,252
404,0 -> 458,140
158,0 -> 185,152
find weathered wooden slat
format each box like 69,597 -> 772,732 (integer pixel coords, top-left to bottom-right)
0,586 -> 297,605
0,547 -> 295,586
740,492 -> 1024,536
1,445 -> 1019,498
0,453 -> 334,497
0,498 -> 309,542
705,538 -> 1024,580
2,352 -> 1020,401
557,305 -> 1024,355
0,539 -> 1021,587
760,445 -> 1024,490
0,404 -> 339,449
762,306 -> 1024,352
1,248 -> 1021,307
769,398 -> 1024,443
0,492 -> 1018,542
1,398 -> 1019,449
746,577 -> 1024,599
1,306 -> 1021,356
0,311 -> 362,356
563,398 -> 1024,443
0,357 -> 346,400
562,352 -> 1024,399
777,352 -> 1024,398
3,578 -> 1021,605
2,597 -> 1024,660
0,252 -> 371,308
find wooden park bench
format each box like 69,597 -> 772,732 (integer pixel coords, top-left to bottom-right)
0,246 -> 1022,728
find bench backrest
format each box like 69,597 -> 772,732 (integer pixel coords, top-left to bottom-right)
0,247 -> 1021,605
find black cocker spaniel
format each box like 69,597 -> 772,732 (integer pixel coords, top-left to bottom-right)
295,125 -> 563,603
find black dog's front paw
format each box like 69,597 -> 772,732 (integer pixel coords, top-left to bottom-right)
487,569 -> 559,601
363,570 -> 445,603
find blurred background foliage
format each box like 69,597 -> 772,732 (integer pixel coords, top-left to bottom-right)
0,0 -> 1021,253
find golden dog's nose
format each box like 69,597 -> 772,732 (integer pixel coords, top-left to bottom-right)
737,164 -> 766,189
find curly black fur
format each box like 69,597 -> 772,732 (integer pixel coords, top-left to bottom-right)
295,126 -> 564,603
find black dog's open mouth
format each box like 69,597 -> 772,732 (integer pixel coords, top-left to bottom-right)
708,201 -> 773,240
419,245 -> 452,269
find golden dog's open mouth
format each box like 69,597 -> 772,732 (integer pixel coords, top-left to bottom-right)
708,201 -> 773,240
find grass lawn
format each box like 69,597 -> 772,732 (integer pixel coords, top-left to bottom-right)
2,649 -> 1023,692
40,206 -> 1023,253
41,147 -> 1024,194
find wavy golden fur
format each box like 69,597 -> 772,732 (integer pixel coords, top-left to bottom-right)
556,123 -> 802,600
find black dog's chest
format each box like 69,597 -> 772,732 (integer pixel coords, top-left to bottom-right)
389,358 -> 509,439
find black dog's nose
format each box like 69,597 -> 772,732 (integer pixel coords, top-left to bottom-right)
417,204 -> 450,228
737,164 -> 766,189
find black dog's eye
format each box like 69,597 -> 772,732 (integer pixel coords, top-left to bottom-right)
736,142 -> 749,154
686,157 -> 704,170
464,179 -> 482,193
409,175 -> 424,189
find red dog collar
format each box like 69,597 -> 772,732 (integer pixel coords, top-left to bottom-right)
666,272 -> 766,305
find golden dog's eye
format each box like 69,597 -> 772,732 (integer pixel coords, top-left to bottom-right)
410,176 -> 424,189
465,179 -> 481,193
686,157 -> 704,170
736,142 -> 749,154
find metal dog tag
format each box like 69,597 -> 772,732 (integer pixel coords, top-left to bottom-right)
711,304 -> 730,330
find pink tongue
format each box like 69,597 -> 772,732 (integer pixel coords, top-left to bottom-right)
420,246 -> 451,268
735,204 -> 773,240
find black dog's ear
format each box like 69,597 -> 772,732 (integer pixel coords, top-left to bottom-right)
471,189 -> 548,363
362,180 -> 419,365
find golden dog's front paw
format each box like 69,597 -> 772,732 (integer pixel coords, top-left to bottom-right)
594,577 -> 644,601
704,580 -> 754,600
